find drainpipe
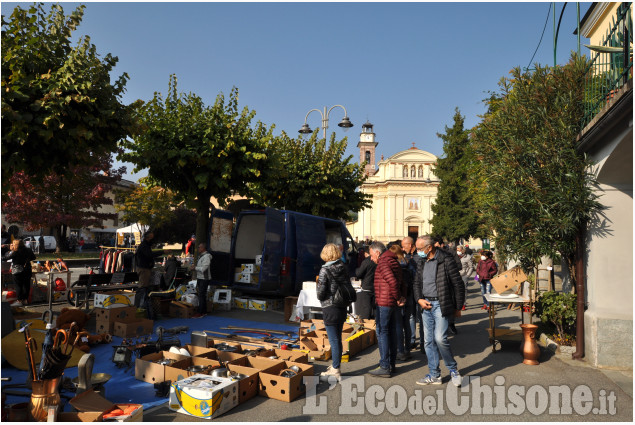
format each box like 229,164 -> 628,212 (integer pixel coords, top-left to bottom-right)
572,226 -> 585,360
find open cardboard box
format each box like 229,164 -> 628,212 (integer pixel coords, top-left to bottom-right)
56,412 -> 103,422
206,338 -> 243,353
342,329 -> 364,355
359,328 -> 377,350
135,351 -> 189,384
197,348 -> 247,366
490,267 -> 528,294
258,361 -> 315,402
69,389 -> 143,422
257,348 -> 309,363
113,317 -> 154,338
225,364 -> 264,404
165,357 -> 222,383
299,331 -> 332,360
169,301 -> 196,318
227,355 -> 283,371
168,375 -> 239,420
181,344 -> 215,357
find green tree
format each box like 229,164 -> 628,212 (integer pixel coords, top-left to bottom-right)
470,54 -> 603,282
115,178 -> 179,230
120,75 -> 272,249
247,131 -> 372,220
1,3 -> 134,193
429,108 -> 481,242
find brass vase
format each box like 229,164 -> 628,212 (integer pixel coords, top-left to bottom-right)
29,377 -> 61,421
520,324 -> 540,365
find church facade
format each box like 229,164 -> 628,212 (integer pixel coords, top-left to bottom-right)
347,122 -> 439,243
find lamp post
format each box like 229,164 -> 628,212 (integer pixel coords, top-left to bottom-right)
298,105 -> 354,139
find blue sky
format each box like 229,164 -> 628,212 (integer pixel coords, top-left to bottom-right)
2,1 -> 590,181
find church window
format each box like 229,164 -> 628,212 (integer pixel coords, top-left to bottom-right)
411,165 -> 416,178
365,151 -> 371,163
403,165 -> 408,178
418,166 -> 423,178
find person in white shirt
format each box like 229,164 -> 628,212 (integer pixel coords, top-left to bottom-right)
190,242 -> 213,318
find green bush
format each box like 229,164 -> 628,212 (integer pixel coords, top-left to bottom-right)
534,290 -> 577,343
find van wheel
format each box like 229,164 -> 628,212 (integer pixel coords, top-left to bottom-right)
66,282 -> 85,308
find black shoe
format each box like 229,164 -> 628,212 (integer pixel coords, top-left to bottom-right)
396,352 -> 412,361
369,366 -> 391,377
409,342 -> 419,351
391,366 -> 397,374
449,324 -> 458,335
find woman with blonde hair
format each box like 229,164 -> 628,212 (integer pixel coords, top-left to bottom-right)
316,243 -> 352,382
2,239 -> 36,306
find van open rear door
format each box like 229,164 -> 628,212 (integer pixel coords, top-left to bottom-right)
208,209 -> 234,286
259,208 -> 285,293
294,214 -> 327,291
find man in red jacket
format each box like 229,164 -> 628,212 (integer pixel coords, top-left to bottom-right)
369,242 -> 406,377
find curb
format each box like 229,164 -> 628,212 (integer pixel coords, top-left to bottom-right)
539,333 -> 576,354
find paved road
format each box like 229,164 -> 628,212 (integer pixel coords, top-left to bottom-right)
139,283 -> 633,422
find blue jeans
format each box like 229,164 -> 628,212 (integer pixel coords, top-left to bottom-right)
376,306 -> 399,370
395,305 -> 415,353
421,300 -> 458,378
480,280 -> 492,306
324,322 -> 344,369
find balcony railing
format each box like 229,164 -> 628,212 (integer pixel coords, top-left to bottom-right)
581,3 -> 632,129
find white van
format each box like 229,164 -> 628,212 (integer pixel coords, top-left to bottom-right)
23,236 -> 57,252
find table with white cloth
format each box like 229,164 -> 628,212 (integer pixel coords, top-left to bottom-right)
485,293 -> 531,353
295,285 -> 362,320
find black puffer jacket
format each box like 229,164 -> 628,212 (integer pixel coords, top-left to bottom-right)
413,248 -> 465,317
355,257 -> 376,292
316,259 -> 350,309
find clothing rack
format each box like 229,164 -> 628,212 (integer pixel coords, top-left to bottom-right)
98,246 -> 137,274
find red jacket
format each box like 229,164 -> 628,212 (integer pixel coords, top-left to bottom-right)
374,250 -> 405,307
476,258 -> 498,281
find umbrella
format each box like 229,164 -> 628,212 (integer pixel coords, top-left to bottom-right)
37,323 -> 55,380
39,323 -> 86,380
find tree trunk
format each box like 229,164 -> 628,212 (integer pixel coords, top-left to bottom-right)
194,190 -> 212,261
53,226 -> 65,253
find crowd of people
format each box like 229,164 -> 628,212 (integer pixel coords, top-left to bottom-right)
316,235 -> 498,386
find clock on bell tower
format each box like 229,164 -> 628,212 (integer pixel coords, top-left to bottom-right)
357,121 -> 378,176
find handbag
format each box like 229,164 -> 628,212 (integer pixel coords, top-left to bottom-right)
326,268 -> 357,307
11,264 -> 24,274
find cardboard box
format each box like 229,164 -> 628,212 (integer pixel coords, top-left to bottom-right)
360,328 -> 377,350
169,375 -> 239,420
257,348 -> 309,364
95,319 -> 114,335
255,255 -> 262,265
181,344 -> 215,357
298,331 -> 331,360
207,339 -> 243,353
112,318 -> 154,338
342,330 -> 364,355
227,356 -> 283,371
233,297 -> 250,309
94,291 -> 135,309
169,301 -> 196,319
284,296 -> 299,322
94,306 -> 137,323
237,272 -> 259,284
248,298 -> 277,311
198,349 -> 246,365
57,412 -> 103,422
233,272 -> 244,283
135,351 -> 189,384
258,361 -> 315,402
240,263 -> 261,273
490,267 -> 528,294
165,357 -> 222,383
225,364 -> 262,404
212,289 -> 232,312
69,389 -> 143,422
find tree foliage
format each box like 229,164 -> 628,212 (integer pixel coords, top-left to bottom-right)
115,178 -> 179,230
470,54 -> 603,277
247,131 -> 372,220
1,154 -> 124,251
429,108 -> 482,242
153,208 -> 197,248
1,3 -> 134,193
120,75 -> 272,247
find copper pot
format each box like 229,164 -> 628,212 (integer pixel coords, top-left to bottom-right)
520,324 -> 540,365
29,377 -> 61,421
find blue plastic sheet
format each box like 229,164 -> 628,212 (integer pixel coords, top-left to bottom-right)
1,315 -> 298,411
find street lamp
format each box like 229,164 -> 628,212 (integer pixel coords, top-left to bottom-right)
298,105 -> 354,139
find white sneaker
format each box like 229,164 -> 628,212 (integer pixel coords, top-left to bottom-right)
319,366 -> 341,382
450,369 -> 462,387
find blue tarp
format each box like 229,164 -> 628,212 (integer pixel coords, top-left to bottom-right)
1,315 -> 298,411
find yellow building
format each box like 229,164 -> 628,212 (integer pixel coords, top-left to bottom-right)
347,122 -> 439,243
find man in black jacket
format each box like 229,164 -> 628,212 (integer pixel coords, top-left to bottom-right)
413,235 -> 464,387
355,243 -> 383,319
435,237 -> 462,335
134,231 -> 155,310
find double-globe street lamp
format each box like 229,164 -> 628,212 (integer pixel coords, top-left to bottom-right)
298,105 -> 354,139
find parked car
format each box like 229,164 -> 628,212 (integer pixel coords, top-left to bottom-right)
208,207 -> 358,296
23,236 -> 57,252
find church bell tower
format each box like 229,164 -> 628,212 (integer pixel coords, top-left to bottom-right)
357,121 -> 378,176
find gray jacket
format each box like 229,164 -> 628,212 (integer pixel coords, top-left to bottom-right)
195,251 -> 213,280
460,253 -> 474,277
